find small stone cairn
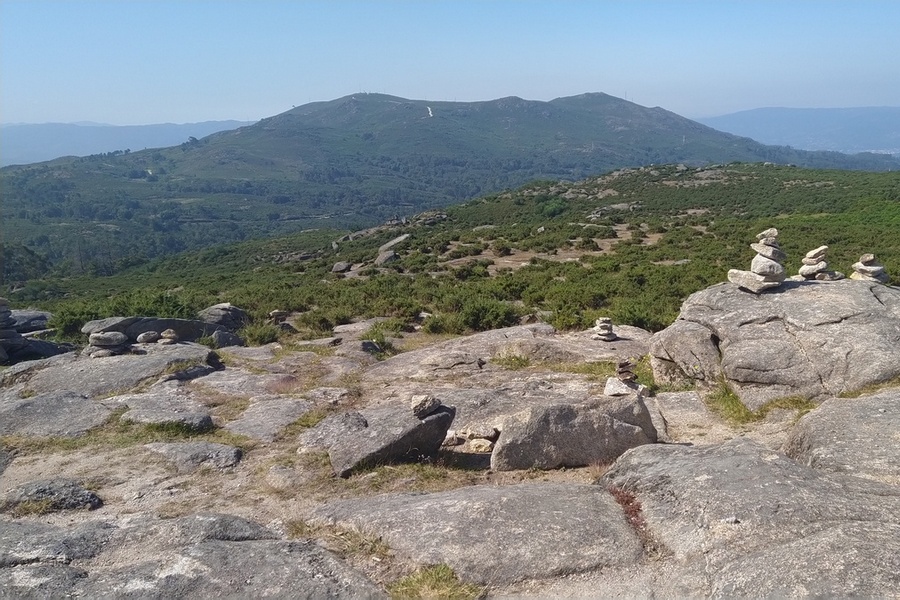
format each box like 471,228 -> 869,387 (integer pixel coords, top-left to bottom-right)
590,317 -> 617,341
727,227 -> 786,293
850,253 -> 890,284
603,358 -> 646,397
0,297 -> 28,363
795,245 -> 844,281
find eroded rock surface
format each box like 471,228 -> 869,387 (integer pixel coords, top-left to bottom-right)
313,483 -> 642,585
650,280 -> 900,409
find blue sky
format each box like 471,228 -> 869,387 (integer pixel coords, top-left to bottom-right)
2,0 -> 899,125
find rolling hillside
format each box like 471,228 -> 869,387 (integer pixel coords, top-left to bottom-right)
3,93 -> 898,279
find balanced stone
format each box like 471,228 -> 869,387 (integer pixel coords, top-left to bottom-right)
728,227 -> 787,293
850,254 -> 890,283
590,317 -> 617,342
617,359 -> 637,382
88,331 -> 129,347
136,331 -> 161,343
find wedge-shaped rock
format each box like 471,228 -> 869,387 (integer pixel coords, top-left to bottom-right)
602,438 -> 900,597
491,395 -> 657,471
298,404 -> 455,477
784,387 -> 900,485
313,482 -> 642,585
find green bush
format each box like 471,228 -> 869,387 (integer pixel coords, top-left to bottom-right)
239,321 -> 280,346
459,297 -> 520,332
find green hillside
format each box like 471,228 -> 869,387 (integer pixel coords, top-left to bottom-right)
2,93 -> 898,280
10,163 -> 898,342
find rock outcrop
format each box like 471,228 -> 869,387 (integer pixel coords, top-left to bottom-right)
650,279 -> 900,409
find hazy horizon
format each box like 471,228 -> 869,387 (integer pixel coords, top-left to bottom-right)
2,0 -> 899,126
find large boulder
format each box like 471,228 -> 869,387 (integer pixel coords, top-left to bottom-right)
649,280 -> 900,409
602,437 -> 900,597
783,387 -> 900,485
491,394 -> 657,471
313,483 -> 642,585
197,303 -> 249,331
298,404 -> 455,477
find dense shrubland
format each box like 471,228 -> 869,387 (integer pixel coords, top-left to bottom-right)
6,163 -> 898,342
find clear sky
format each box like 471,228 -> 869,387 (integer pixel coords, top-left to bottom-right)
2,0 -> 899,125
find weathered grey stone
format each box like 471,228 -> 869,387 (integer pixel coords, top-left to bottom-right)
374,250 -> 398,266
197,303 -> 249,332
805,245 -> 828,260
7,338 -> 74,362
726,269 -> 783,293
378,233 -> 410,254
331,261 -> 352,273
750,254 -> 785,276
409,393 -> 441,418
602,438 -> 900,597
0,390 -> 112,437
798,261 -> 828,277
783,387 -> 900,484
749,242 -> 786,262
15,343 -> 217,399
0,564 -> 89,599
313,483 -> 642,585
0,478 -> 102,513
298,404 -> 455,477
491,396 -> 657,471
144,442 -> 243,473
80,316 -> 141,335
0,520 -> 114,567
75,539 -> 386,600
223,396 -> 312,442
9,309 -> 52,333
115,386 -> 214,432
209,329 -> 244,348
88,331 -> 129,347
136,330 -> 161,343
649,280 -> 900,409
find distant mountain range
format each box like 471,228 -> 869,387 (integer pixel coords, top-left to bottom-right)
697,107 -> 900,155
3,92 -> 899,278
0,120 -> 249,166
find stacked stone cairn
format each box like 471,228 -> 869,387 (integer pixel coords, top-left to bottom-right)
727,227 -> 786,293
850,253 -> 890,284
590,317 -> 617,341
86,331 -> 130,358
795,245 -> 844,281
616,358 -> 637,383
158,329 -> 180,345
0,297 -> 29,363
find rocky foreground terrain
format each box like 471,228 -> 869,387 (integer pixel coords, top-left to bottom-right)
1,278 -> 899,598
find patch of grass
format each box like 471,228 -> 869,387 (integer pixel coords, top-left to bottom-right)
838,375 -> 900,398
347,460 -> 481,495
491,354 -> 531,370
388,564 -> 484,600
1,408 -> 257,455
705,382 -> 819,426
276,406 -> 335,441
703,380 -> 756,425
4,499 -> 55,517
160,357 -> 207,377
239,321 -> 281,346
755,396 -> 817,420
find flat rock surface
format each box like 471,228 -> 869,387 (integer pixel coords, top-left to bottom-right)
0,513 -> 385,599
602,437 -> 900,597
0,390 -> 113,438
0,478 -> 103,513
223,395 -> 312,442
313,482 -> 643,586
783,387 -> 900,484
114,384 -> 213,431
143,442 -> 243,473
650,280 -> 900,409
5,343 -> 217,400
